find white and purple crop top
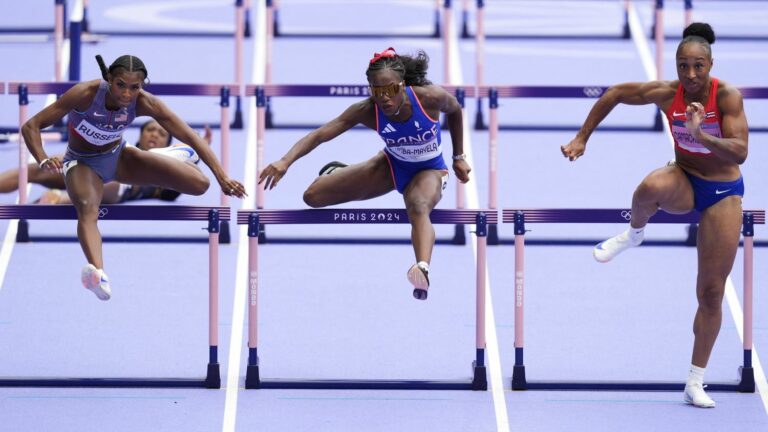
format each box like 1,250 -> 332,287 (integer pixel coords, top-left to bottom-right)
68,80 -> 137,146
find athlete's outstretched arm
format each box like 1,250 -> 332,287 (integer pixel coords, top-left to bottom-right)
259,99 -> 372,190
433,86 -> 470,183
561,81 -> 674,161
137,92 -> 246,198
21,81 -> 95,172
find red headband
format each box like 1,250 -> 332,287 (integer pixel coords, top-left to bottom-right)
370,47 -> 397,64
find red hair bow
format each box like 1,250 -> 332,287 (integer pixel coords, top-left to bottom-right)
370,47 -> 397,64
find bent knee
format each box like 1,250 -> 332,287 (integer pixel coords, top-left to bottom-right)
633,177 -> 668,201
72,199 -> 101,219
187,174 -> 210,196
405,198 -> 433,217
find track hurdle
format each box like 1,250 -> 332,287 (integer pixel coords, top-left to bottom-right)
8,81 -> 237,243
250,83 -> 474,245
238,208 -> 496,390
0,204 -> 229,388
503,208 -> 765,392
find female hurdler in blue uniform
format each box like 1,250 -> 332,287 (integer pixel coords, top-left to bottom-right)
22,55 -> 246,301
259,48 -> 471,300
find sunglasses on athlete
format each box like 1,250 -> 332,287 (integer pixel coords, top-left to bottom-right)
369,81 -> 404,99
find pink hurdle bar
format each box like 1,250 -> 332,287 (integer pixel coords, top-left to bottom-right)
239,208 -> 495,390
209,216 -> 220,382
17,87 -> 29,206
504,208 -> 764,392
442,0 -> 453,85
54,0 -> 64,82
654,1 -> 664,80
742,213 -> 755,375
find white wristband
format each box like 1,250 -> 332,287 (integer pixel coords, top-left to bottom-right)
38,158 -> 52,168
452,153 -> 466,161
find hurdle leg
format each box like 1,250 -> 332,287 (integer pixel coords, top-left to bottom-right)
17,86 -> 30,242
245,214 -> 261,388
206,210 -> 222,388
474,0 -> 487,130
738,212 -> 755,392
472,213 -> 488,390
487,89 -> 499,245
511,211 -> 527,390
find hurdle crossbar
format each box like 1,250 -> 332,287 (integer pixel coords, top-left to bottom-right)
237,208 -> 497,390
0,205 -> 229,389
476,85 -> 663,132
251,83 -> 476,129
502,208 -> 765,392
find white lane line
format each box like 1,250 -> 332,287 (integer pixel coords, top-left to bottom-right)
446,16 -> 511,432
724,286 -> 768,413
221,2 -> 266,431
628,3 -> 768,414
0,30 -> 71,295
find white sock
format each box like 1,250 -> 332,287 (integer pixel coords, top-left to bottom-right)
628,226 -> 645,242
687,364 -> 706,385
417,261 -> 430,272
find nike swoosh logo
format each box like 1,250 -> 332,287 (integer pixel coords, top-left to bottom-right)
673,111 -> 686,117
715,189 -> 731,195
93,112 -> 105,117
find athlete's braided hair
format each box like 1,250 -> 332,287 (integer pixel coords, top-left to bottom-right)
366,49 -> 432,87
95,54 -> 149,83
679,22 -> 715,58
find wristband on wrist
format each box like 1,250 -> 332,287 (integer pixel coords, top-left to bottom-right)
452,153 -> 466,161
38,158 -> 52,169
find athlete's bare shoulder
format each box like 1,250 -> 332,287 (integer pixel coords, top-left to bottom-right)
411,84 -> 453,110
715,78 -> 742,99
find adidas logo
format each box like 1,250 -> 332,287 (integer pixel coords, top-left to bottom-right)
382,123 -> 397,133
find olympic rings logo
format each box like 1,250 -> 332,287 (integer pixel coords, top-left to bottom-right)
98,207 -> 109,218
620,210 -> 632,221
583,87 -> 604,98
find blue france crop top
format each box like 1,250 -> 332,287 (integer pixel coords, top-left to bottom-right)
375,86 -> 442,162
68,80 -> 137,146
